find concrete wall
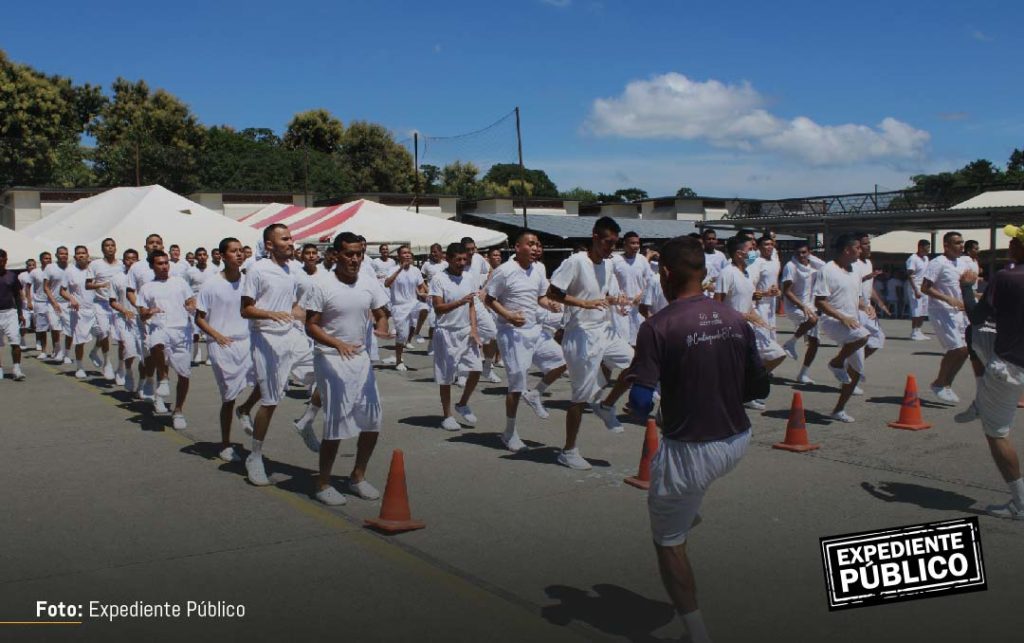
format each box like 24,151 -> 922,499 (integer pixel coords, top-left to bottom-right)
3,190 -> 42,230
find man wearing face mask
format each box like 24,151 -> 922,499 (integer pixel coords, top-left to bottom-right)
715,235 -> 786,411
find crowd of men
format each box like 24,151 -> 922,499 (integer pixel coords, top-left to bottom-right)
2,218 -> 1023,643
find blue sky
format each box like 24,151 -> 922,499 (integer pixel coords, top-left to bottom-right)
5,0 -> 1022,198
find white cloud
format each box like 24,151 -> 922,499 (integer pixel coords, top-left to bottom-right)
970,29 -> 992,42
586,73 -> 930,166
433,43 -> 442,54
541,0 -> 571,6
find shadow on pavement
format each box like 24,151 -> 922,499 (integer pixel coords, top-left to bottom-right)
792,382 -> 841,394
501,446 -> 611,468
867,395 -> 948,409
447,432 -> 544,451
912,351 -> 945,357
861,481 -> 985,515
541,583 -> 676,642
399,415 -> 445,429
762,408 -> 832,426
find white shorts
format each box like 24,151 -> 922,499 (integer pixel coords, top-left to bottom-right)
971,326 -> 1024,439
32,302 -> 51,332
497,324 -> 544,393
93,302 -> 112,338
755,301 -> 777,338
648,430 -> 750,546
0,309 -> 20,346
47,305 -> 72,337
929,306 -> 967,351
910,291 -> 930,317
474,300 -> 497,342
432,326 -> 482,385
314,351 -> 382,440
612,305 -> 643,346
391,303 -> 419,341
251,326 -> 314,406
114,315 -> 141,360
752,323 -> 786,362
534,332 -> 566,373
146,326 -> 193,378
858,311 -> 886,350
785,308 -> 819,339
208,336 -> 256,402
366,317 -> 380,362
70,307 -> 103,346
562,325 -> 634,403
819,317 -> 869,376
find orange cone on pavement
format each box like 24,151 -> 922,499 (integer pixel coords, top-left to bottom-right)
772,392 -> 820,452
625,418 -> 660,489
888,375 -> 932,430
364,450 -> 426,533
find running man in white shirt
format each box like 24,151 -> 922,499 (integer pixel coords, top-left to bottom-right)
420,243 -> 448,357
462,237 -> 501,383
137,250 -> 196,425
814,234 -> 871,423
185,247 -> 217,364
905,239 -> 931,340
29,253 -> 53,358
431,242 -> 482,431
84,238 -> 121,380
44,246 -> 72,364
701,228 -> 729,297
547,217 -> 635,470
922,231 -> 972,403
127,234 -> 170,399
781,241 -> 821,383
195,237 -> 261,462
612,231 -> 650,346
61,246 -> 105,379
304,231 -> 390,506
18,258 -> 36,352
240,224 -> 319,487
854,234 -> 890,382
752,234 -> 782,348
384,245 -> 427,371
109,249 -> 141,394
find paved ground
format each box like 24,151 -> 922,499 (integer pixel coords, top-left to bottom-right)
1,319 -> 1021,642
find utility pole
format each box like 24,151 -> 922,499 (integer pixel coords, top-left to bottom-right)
414,132 -> 420,213
515,106 -> 527,229
303,143 -> 310,207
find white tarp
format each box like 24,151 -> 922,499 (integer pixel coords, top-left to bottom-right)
0,225 -> 53,269
20,185 -> 260,256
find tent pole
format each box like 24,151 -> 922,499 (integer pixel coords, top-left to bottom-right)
989,213 -> 997,277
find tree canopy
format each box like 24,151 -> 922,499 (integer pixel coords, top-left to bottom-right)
283,109 -> 344,155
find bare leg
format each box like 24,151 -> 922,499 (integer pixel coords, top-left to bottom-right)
11,344 -> 21,366
986,436 -> 1022,482
764,356 -> 785,374
253,405 -> 275,442
933,347 -> 969,388
803,336 -> 819,368
505,391 -> 522,420
601,367 -> 632,406
173,375 -> 189,414
440,384 -> 452,417
317,439 -> 341,489
414,308 -> 429,336
833,368 -> 862,414
564,402 -> 584,450
655,542 -> 699,615
457,371 -> 480,406
237,387 -> 261,416
219,400 -> 235,447
350,431 -> 379,483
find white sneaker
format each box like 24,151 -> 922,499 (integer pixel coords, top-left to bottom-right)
783,339 -> 799,361
315,486 -> 347,506
395,362 -> 408,372
347,479 -> 381,500
415,336 -> 426,345
852,386 -> 864,396
12,366 -> 25,381
501,432 -> 528,452
246,455 -> 271,486
455,375 -> 467,388
744,400 -> 766,411
36,352 -> 49,361
493,360 -> 504,370
205,358 -> 212,366
485,371 -> 502,384
235,408 -> 255,436
441,416 -> 461,431
153,397 -> 169,415
381,356 -> 397,365
62,355 -> 72,365
0,368 -> 4,380
557,448 -> 592,470
218,446 -> 241,462
89,347 -> 103,368
454,404 -> 477,425
831,410 -> 855,423
930,385 -> 959,404
114,370 -> 126,386
51,350 -> 64,363
523,389 -> 550,419
427,348 -> 434,356
172,413 -> 187,430
294,418 -> 320,453
405,341 -> 415,349
156,379 -> 170,397
797,371 -> 816,385
34,343 -> 42,352
986,499 -> 1024,520
911,330 -> 929,341
828,364 -> 852,384
954,402 -> 979,424
74,368 -> 87,380
591,402 -> 624,433
102,363 -> 115,381
141,378 -> 155,401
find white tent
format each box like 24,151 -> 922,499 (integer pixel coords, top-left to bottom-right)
20,185 -> 261,256
242,199 -> 506,254
0,225 -> 52,269
870,190 -> 1024,254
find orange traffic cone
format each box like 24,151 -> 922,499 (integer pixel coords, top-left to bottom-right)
364,450 -> 426,533
625,418 -> 660,489
772,392 -> 820,452
888,375 -> 932,431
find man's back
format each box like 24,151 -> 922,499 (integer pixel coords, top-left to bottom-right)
989,265 -> 1024,368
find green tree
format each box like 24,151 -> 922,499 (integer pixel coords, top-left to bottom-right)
482,163 -> 559,197
337,121 -> 414,193
1008,148 -> 1024,182
613,187 -> 648,202
198,125 -> 296,191
283,109 -> 344,155
90,78 -> 206,192
419,164 -> 441,193
0,50 -> 104,187
440,161 -> 481,197
560,187 -> 599,203
676,186 -> 698,197
958,159 -> 1002,186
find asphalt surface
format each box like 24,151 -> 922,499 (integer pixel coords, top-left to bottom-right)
1,318 -> 1022,642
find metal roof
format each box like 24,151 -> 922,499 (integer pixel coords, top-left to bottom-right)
462,213 -> 702,240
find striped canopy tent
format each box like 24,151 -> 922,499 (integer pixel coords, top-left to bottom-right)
241,199 -> 506,254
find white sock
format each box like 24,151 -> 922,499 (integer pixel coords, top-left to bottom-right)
251,438 -> 263,459
504,417 -> 516,438
1009,478 -> 1024,506
482,360 -> 493,377
76,359 -> 84,370
681,610 -> 711,643
535,382 -> 549,394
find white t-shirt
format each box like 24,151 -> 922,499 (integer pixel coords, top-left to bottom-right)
372,257 -> 397,281
359,258 -> 377,282
642,277 -> 668,316
302,272 -> 388,354
241,256 -> 257,273
86,258 -> 123,305
65,264 -> 93,311
388,266 -> 424,313
127,261 -> 155,293
854,258 -> 876,305
958,256 -> 980,277
240,258 -> 299,333
111,271 -> 131,310
715,264 -> 755,314
196,273 -> 249,340
704,250 -> 729,281
905,253 -> 929,287
430,269 -> 475,330
44,263 -> 69,303
28,268 -> 48,304
486,259 -> 547,329
922,255 -> 964,312
169,260 -> 189,279
780,259 -> 817,312
18,271 -> 32,301
421,260 -> 448,284
185,264 -> 217,294
813,262 -> 861,318
549,252 -> 620,332
139,277 -> 194,332
612,254 -> 650,300
468,253 -> 492,290
753,257 -> 780,314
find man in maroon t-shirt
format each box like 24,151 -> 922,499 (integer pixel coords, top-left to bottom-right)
628,235 -> 765,643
